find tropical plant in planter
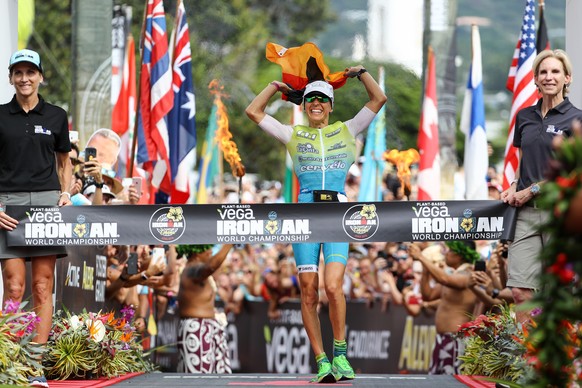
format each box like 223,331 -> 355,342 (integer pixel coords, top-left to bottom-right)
0,300 -> 44,385
523,126 -> 582,387
43,306 -> 157,380
456,304 -> 535,385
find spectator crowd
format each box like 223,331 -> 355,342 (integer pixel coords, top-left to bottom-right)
67,127 -> 511,375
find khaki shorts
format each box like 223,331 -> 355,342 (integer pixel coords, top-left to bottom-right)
506,206 -> 550,290
0,191 -> 68,260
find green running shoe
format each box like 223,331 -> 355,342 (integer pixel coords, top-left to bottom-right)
310,360 -> 336,383
332,355 -> 355,381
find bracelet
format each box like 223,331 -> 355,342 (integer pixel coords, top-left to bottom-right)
140,271 -> 149,281
60,192 -> 71,199
270,82 -> 280,91
357,68 -> 368,81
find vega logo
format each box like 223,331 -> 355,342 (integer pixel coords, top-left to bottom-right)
24,210 -> 118,245
264,324 -> 311,373
411,204 -> 504,240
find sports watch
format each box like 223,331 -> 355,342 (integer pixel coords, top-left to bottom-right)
530,183 -> 540,196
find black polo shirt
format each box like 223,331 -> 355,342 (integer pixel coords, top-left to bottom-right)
513,97 -> 582,190
0,94 -> 71,192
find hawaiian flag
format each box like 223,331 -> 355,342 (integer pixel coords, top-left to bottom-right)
502,0 -> 537,189
136,0 -> 174,193
460,25 -> 488,200
417,46 -> 440,200
167,0 -> 196,204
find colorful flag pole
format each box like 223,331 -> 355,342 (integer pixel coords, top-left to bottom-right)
284,104 -> 302,203
417,46 -> 440,200
195,103 -> 220,204
460,25 -> 488,200
536,1 -> 550,52
502,0 -> 538,189
167,0 -> 196,204
358,67 -> 386,202
136,0 -> 174,196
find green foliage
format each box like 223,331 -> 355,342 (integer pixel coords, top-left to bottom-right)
524,134 -> 582,387
28,0 -> 72,109
0,301 -> 44,386
176,244 -> 214,258
457,304 -> 534,384
43,309 -> 157,380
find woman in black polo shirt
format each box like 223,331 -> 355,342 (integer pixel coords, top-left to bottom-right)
501,49 -> 582,324
0,49 -> 71,387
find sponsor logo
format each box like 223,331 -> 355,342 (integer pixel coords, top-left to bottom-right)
348,329 -> 391,359
82,261 -> 94,291
296,142 -> 318,154
343,204 -> 379,241
411,203 -> 504,240
265,310 -> 311,373
325,127 -> 341,137
398,316 -> 436,371
95,255 -> 107,302
327,141 -> 346,151
149,207 -> 186,243
216,205 -> 311,244
23,209 -> 119,245
296,130 -> 317,140
298,159 -> 346,172
546,124 -> 563,135
65,262 -> 81,288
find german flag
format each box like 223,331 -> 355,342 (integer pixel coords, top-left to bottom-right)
266,42 -> 347,104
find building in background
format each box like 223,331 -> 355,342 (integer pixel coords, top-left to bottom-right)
367,0 -> 424,76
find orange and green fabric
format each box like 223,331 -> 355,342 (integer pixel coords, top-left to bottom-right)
266,42 -> 347,103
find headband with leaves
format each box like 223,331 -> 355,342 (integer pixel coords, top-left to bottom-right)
176,245 -> 214,258
445,241 -> 480,264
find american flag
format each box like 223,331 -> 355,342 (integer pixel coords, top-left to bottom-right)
167,0 -> 197,204
502,0 -> 538,189
137,0 -> 174,193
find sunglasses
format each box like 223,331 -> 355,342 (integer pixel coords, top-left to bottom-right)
305,95 -> 330,103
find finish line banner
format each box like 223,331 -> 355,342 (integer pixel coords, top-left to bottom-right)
6,200 -> 517,247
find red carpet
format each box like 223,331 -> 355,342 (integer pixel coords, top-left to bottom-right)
455,375 -> 496,387
47,372 -> 142,387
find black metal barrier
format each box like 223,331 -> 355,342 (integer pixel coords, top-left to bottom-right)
154,300 -> 436,374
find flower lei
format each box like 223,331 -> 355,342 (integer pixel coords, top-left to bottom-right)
176,244 -> 214,258
525,134 -> 582,387
445,241 -> 480,263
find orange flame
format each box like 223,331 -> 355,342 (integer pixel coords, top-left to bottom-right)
208,80 -> 246,178
384,148 -> 420,197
